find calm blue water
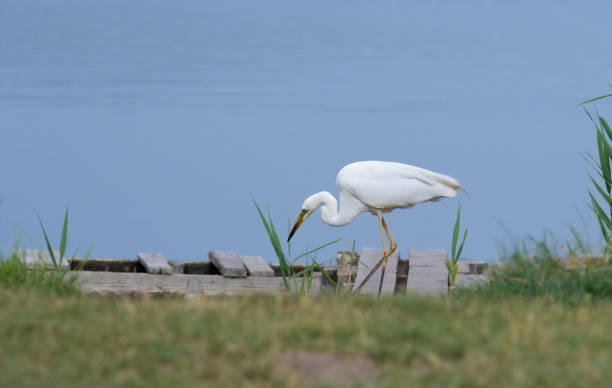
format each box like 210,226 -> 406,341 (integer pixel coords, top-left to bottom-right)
1,1 -> 611,261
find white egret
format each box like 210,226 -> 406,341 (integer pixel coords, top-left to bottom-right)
287,161 -> 462,297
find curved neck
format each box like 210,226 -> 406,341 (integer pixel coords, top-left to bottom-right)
307,191 -> 359,227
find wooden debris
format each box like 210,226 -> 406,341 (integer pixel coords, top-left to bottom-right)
336,251 -> 359,290
352,248 -> 399,296
469,262 -> 486,274
240,255 -> 274,277
71,258 -> 145,273
394,259 -> 410,294
319,269 -> 339,292
167,260 -> 187,274
457,259 -> 486,274
137,253 -> 173,275
455,274 -> 489,289
336,250 -> 359,266
406,249 -> 448,296
18,249 -> 68,270
75,271 -> 323,297
208,250 -> 247,278
181,261 -> 220,275
20,246 -> 491,297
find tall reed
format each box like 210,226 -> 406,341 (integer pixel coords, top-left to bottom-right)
446,202 -> 468,295
582,91 -> 612,253
37,207 -> 90,276
255,202 -> 340,294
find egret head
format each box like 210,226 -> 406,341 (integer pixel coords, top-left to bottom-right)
287,196 -> 318,242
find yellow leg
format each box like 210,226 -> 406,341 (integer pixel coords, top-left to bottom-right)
378,213 -> 389,257
355,214 -> 394,296
381,217 -> 397,257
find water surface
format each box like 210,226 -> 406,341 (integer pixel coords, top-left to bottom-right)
1,1 -> 611,261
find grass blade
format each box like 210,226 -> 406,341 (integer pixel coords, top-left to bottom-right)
306,264 -> 314,294
599,115 -> 612,142
293,238 -> 342,261
445,261 -> 452,273
254,202 -> 290,290
596,130 -> 611,193
455,229 -> 468,264
37,213 -> 58,270
588,191 -> 611,228
592,208 -> 610,244
588,174 -> 612,206
580,93 -> 612,105
292,267 -> 311,278
451,203 -> 462,260
312,257 -> 337,289
59,207 -> 69,267
299,263 -> 306,295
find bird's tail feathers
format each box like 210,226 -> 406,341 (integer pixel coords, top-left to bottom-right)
422,170 -> 462,191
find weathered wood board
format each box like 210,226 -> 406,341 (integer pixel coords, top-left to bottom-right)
137,253 -> 173,275
455,274 -> 489,289
457,259 -> 486,274
167,260 -> 187,274
71,257 -> 146,273
75,271 -> 322,297
353,248 -> 399,296
394,259 -> 410,294
18,249 -> 68,270
406,249 -> 448,296
336,251 -> 359,290
240,255 -> 274,277
208,251 -> 247,278
20,246 -> 490,296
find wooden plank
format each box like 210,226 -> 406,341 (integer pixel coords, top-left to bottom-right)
167,260 -> 187,274
269,264 -> 331,277
319,269 -> 339,292
352,248 -> 399,296
469,262 -> 486,274
457,259 -> 486,274
137,253 -> 173,275
182,262 -> 219,275
394,259 -> 410,294
166,260 -> 221,275
71,258 -> 146,273
240,255 -> 274,277
455,274 -> 489,289
75,271 -> 322,297
407,249 -> 448,296
336,251 -> 359,291
208,250 -> 247,277
18,249 -> 68,270
409,249 -> 447,258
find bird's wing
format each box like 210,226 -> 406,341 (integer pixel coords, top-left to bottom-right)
337,161 -> 460,211
391,163 -> 461,191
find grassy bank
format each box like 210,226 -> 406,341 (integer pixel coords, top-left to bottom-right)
1,244 -> 612,387
0,251 -> 79,296
0,288 -> 611,387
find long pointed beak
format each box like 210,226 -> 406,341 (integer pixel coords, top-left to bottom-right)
287,210 -> 307,242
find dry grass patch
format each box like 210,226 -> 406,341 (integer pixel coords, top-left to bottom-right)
275,350 -> 376,385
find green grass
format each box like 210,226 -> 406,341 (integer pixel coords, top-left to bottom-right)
0,250 -> 79,296
458,239 -> 612,305
0,289 -> 611,387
